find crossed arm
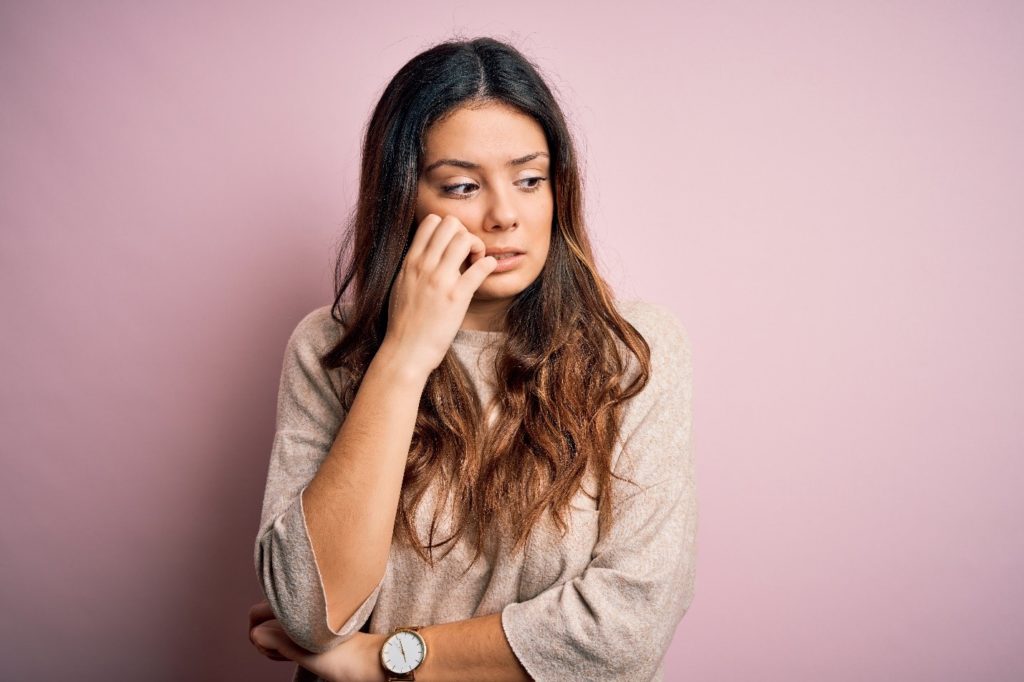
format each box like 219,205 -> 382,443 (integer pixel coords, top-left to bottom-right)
252,312 -> 535,680
253,303 -> 695,682
253,459 -> 696,682
250,604 -> 530,681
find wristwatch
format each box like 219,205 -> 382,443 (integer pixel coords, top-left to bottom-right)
379,625 -> 428,681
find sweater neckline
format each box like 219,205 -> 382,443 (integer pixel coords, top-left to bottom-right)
453,326 -> 506,348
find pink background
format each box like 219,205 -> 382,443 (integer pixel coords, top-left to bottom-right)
2,1 -> 1022,680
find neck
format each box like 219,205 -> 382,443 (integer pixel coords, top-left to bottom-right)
461,298 -> 510,332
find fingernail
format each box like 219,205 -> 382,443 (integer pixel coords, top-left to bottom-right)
252,627 -> 268,647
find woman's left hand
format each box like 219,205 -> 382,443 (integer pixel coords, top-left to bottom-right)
248,600 -> 386,682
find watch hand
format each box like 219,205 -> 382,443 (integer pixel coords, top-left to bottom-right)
399,638 -> 407,661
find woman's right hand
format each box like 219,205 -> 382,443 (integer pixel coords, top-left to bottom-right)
382,213 -> 498,377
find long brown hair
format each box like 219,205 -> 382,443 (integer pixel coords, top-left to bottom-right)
321,36 -> 652,570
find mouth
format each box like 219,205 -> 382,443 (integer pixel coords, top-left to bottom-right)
486,249 -> 525,260
487,251 -> 525,273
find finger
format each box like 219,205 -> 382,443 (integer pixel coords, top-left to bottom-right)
454,255 -> 498,298
249,623 -> 288,660
438,231 -> 477,277
456,233 -> 487,274
249,624 -> 291,661
250,639 -> 291,661
419,216 -> 464,271
251,623 -> 317,668
248,601 -> 275,628
405,213 -> 443,265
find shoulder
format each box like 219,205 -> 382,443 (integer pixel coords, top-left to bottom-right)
616,298 -> 689,345
285,302 -> 351,357
610,300 -> 694,479
614,298 -> 692,385
277,302 -> 354,407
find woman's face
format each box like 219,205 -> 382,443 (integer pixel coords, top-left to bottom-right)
415,101 -> 553,327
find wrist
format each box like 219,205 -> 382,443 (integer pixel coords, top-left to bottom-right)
372,340 -> 432,388
377,626 -> 432,682
364,633 -> 389,682
412,626 -> 437,681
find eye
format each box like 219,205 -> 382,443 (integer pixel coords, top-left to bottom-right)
518,176 -> 548,192
440,176 -> 549,199
441,182 -> 479,198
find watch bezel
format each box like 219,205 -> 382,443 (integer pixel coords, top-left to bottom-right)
380,627 -> 428,675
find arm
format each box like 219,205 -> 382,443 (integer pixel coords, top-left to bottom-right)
355,307 -> 695,682
252,610 -> 530,682
372,479 -> 691,682
256,216 -> 496,655
301,338 -> 429,633
408,613 -> 531,682
254,308 -> 430,653
498,307 -> 696,681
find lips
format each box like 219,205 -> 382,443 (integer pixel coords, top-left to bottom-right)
485,247 -> 525,257
488,252 -> 525,273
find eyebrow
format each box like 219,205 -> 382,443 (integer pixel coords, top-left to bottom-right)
423,151 -> 550,174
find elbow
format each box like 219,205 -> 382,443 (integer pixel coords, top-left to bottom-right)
590,619 -> 664,681
254,533 -> 348,654
572,582 -> 686,680
609,586 -> 695,679
503,579 -> 677,682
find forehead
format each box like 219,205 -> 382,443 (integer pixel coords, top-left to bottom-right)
423,102 -> 548,163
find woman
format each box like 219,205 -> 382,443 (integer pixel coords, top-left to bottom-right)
248,36 -> 696,682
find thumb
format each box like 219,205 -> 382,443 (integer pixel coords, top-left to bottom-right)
456,254 -> 497,297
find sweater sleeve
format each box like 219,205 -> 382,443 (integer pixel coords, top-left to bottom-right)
253,307 -> 384,654
500,304 -> 697,681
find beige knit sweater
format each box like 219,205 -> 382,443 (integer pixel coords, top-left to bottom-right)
254,298 -> 697,681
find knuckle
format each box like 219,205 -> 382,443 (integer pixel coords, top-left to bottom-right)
427,271 -> 446,288
440,215 -> 465,233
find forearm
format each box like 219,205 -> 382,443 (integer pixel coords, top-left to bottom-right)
301,340 -> 430,632
419,612 -> 530,681
367,612 -> 531,682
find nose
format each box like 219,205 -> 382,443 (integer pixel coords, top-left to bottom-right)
483,184 -> 519,232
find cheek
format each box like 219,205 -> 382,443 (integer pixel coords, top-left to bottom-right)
530,236 -> 552,273
527,204 -> 554,243
417,199 -> 483,227
413,183 -> 442,221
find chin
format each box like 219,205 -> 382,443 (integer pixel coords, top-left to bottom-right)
477,275 -> 534,300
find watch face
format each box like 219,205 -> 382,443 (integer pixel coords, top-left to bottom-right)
381,630 -> 426,674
